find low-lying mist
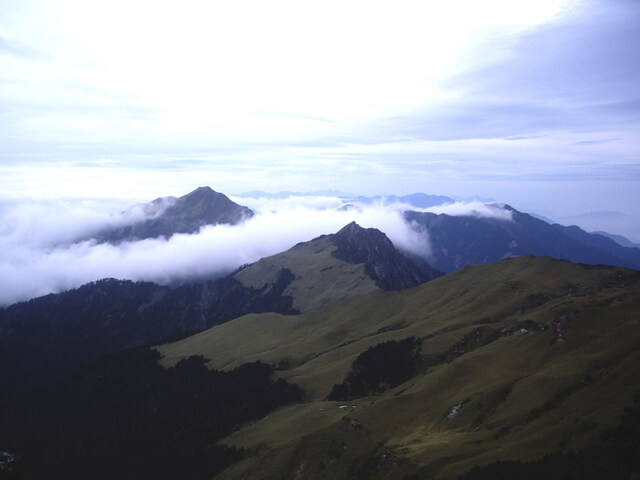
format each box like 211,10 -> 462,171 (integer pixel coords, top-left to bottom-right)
0,195 -> 512,306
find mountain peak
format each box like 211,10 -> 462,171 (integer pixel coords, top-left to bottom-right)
331,222 -> 441,290
335,221 -> 372,238
155,187 -> 254,234
184,186 -> 216,198
180,186 -> 226,205
233,220 -> 440,312
339,220 -> 359,230
94,187 -> 254,243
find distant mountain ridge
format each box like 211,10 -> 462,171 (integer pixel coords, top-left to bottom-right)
591,230 -> 640,248
235,190 -> 454,209
236,189 -> 353,199
345,193 -> 454,208
94,186 -> 253,243
405,205 -> 640,273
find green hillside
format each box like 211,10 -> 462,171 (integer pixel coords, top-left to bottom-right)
233,235 -> 378,312
232,221 -> 437,313
157,256 -> 640,479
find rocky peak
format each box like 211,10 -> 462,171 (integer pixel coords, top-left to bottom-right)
336,220 -> 364,236
333,222 -> 395,264
331,222 -> 441,290
335,221 -> 380,238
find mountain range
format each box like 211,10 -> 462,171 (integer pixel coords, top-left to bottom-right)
0,221 -> 439,393
84,186 -> 640,274
591,230 -> 640,248
0,187 -> 638,480
235,190 -> 455,208
406,205 -> 640,273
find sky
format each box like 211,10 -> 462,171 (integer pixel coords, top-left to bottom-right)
1,0 -> 640,240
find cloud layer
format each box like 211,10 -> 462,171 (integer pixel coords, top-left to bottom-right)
0,196 -> 512,306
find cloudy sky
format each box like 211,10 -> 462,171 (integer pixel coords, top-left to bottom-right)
1,0 -> 639,239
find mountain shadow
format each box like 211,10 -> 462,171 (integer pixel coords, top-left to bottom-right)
328,337 -> 423,400
0,348 -> 302,480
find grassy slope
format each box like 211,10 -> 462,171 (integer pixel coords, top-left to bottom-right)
157,256 -> 640,479
233,235 -> 378,312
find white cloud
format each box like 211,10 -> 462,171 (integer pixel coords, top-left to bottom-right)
0,197 -> 173,249
0,195 -> 518,306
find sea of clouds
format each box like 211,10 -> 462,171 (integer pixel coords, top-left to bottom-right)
0,195 -> 512,306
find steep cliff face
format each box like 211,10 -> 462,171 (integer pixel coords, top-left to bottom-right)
95,186 -> 254,243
